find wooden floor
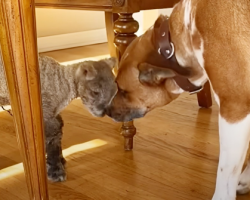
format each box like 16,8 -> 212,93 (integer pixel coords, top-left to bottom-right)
0,44 -> 249,200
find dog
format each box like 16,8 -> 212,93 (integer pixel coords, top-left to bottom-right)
0,55 -> 117,182
106,0 -> 250,199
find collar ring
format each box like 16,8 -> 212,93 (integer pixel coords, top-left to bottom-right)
165,42 -> 175,59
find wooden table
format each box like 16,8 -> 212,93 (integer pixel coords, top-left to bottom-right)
0,0 -> 212,199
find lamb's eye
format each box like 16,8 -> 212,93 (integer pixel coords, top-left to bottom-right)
92,91 -> 99,96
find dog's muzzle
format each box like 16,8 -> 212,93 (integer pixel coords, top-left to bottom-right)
106,105 -> 146,122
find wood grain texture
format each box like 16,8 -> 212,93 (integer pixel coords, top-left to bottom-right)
1,45 -> 249,199
113,0 -> 180,13
35,0 -> 179,12
0,92 -> 249,200
35,0 -> 113,11
0,0 -> 48,199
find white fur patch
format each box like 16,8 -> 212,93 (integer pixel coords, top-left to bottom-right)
171,80 -> 184,94
213,91 -> 220,107
171,87 -> 184,94
213,114 -> 250,200
184,0 -> 192,28
175,51 -> 191,67
192,41 -> 208,86
191,71 -> 207,87
194,47 -> 204,68
190,15 -> 208,87
190,13 -> 197,35
193,32 -> 204,68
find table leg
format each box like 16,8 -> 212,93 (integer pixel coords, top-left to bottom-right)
0,0 -> 48,199
197,82 -> 212,108
113,13 -> 139,150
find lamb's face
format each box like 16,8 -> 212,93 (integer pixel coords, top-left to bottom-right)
76,58 -> 118,117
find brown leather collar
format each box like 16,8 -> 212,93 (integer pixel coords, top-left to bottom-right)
153,17 -> 203,94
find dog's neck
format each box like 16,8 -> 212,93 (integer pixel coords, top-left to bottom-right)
153,17 -> 204,94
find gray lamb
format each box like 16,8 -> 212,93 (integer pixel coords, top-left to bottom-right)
0,55 -> 117,182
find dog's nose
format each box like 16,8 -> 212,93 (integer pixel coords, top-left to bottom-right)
105,107 -> 123,121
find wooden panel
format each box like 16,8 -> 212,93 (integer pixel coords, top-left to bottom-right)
35,0 -> 113,11
139,0 -> 180,10
35,0 -> 179,12
0,0 -> 48,199
113,0 -> 180,13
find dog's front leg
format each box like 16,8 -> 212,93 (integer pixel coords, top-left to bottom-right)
212,114 -> 250,200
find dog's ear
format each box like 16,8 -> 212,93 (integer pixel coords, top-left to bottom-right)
154,15 -> 166,29
138,63 -> 175,85
152,15 -> 169,47
103,57 -> 118,69
76,64 -> 97,80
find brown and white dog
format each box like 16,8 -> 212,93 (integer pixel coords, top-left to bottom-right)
107,0 -> 250,199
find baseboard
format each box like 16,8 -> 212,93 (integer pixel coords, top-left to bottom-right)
37,28 -> 107,53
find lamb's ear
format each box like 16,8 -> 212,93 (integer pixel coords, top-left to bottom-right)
138,63 -> 176,85
103,57 -> 118,69
76,64 -> 97,80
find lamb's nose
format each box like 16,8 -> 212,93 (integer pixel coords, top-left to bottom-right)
105,106 -> 111,117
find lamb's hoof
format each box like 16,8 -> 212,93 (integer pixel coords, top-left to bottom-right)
47,162 -> 67,182
61,157 -> 67,166
237,165 -> 250,195
237,182 -> 250,195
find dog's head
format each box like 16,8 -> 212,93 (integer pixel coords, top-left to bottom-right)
106,16 -> 183,122
76,57 -> 118,117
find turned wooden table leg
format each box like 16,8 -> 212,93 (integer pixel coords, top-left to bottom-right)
121,121 -> 136,150
0,1 -> 48,199
113,13 -> 139,150
197,82 -> 212,108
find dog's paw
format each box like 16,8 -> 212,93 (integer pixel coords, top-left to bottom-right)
237,166 -> 250,194
47,162 -> 67,182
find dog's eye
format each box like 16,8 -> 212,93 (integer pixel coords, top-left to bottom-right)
117,84 -> 128,97
119,89 -> 127,97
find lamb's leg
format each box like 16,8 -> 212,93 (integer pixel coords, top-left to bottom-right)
237,153 -> 250,194
45,115 -> 66,182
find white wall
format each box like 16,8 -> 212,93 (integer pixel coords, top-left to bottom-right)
36,8 -> 173,52
36,9 -> 108,52
36,9 -> 105,37
142,8 -> 172,32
